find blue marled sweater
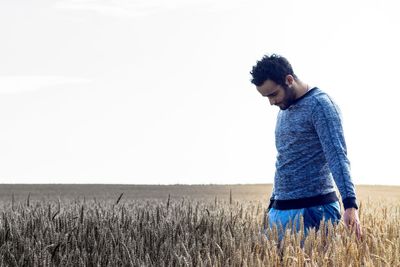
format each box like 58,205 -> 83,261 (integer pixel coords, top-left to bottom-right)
272,87 -> 357,209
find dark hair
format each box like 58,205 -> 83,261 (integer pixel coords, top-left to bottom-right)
250,54 -> 297,86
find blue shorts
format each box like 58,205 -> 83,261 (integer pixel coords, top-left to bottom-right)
267,201 -> 341,239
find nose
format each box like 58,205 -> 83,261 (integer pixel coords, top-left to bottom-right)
268,98 -> 275,106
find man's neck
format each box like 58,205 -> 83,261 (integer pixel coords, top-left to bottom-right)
293,80 -> 309,100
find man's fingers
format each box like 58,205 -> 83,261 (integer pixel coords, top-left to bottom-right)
348,221 -> 362,239
355,223 -> 362,239
345,218 -> 355,227
343,208 -> 362,239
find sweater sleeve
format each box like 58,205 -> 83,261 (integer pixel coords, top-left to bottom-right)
311,96 -> 358,209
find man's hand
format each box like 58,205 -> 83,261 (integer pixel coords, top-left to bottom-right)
343,207 -> 362,238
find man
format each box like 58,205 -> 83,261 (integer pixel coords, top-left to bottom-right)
250,54 -> 361,238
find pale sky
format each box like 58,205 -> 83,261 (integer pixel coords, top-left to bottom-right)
0,0 -> 399,185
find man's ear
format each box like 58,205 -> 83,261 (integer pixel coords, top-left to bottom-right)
285,75 -> 294,87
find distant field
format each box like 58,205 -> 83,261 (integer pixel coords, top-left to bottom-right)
0,184 -> 273,204
0,184 -> 399,266
0,183 -> 398,203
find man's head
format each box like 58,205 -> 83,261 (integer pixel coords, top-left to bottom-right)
250,54 -> 297,110
250,54 -> 297,87
250,54 -> 299,110
255,79 -> 297,110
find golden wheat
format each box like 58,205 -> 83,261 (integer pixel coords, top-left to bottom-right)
0,187 -> 399,266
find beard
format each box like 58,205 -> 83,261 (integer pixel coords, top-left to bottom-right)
278,85 -> 297,110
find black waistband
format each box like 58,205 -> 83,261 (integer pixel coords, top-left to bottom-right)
270,192 -> 339,210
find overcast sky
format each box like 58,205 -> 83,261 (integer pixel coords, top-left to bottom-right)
0,0 -> 399,185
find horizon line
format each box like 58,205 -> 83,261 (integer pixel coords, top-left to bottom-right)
0,183 -> 399,186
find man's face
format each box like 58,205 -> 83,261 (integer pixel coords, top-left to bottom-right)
256,79 -> 296,110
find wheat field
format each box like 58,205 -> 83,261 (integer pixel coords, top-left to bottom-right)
0,184 -> 399,266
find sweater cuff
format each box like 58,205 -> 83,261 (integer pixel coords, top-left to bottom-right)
343,197 -> 358,210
